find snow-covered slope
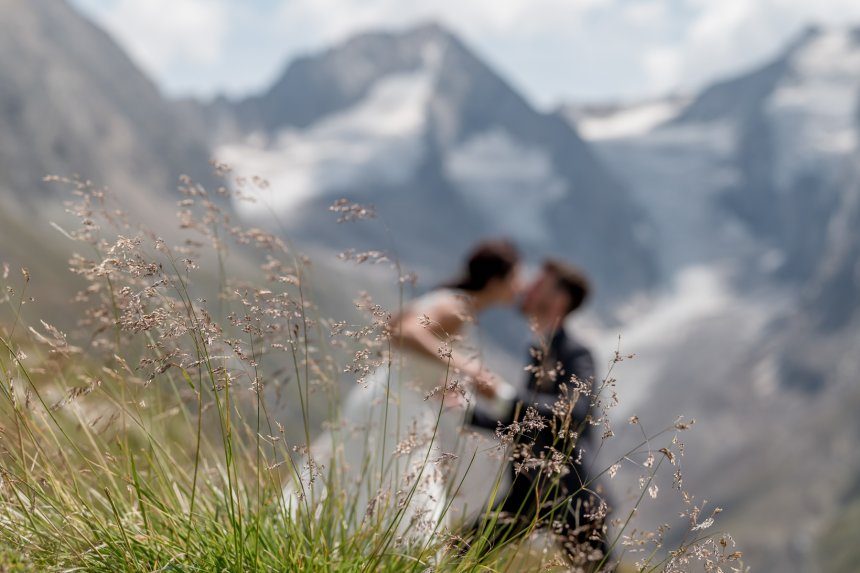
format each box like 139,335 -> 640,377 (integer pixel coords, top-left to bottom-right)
208,23 -> 657,304
671,26 -> 860,281
563,26 -> 860,572
219,68 -> 435,216
562,97 -> 690,141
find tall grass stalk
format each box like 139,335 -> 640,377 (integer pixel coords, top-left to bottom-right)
0,174 -> 744,572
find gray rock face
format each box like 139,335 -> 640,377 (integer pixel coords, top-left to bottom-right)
0,0 -> 212,215
228,23 -> 457,133
208,23 -> 658,305
672,26 -> 860,283
565,26 -> 860,573
811,174 -> 860,330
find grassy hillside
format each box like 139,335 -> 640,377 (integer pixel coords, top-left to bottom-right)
0,178 -> 741,572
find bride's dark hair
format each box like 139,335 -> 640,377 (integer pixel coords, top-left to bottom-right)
445,239 -> 520,292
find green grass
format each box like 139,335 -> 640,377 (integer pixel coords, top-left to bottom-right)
0,177 -> 738,572
0,312 -> 561,572
816,496 -> 860,573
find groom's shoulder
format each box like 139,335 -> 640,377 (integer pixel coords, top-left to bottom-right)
558,329 -> 597,383
559,328 -> 592,356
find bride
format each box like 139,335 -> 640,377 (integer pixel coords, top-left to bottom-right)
285,240 -> 521,543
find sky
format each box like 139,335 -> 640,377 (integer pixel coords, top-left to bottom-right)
69,0 -> 860,109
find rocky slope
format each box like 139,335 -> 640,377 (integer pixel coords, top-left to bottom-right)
0,0 -> 212,218
206,23 -> 658,304
565,26 -> 860,572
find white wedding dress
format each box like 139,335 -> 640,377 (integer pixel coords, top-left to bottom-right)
283,289 -> 511,542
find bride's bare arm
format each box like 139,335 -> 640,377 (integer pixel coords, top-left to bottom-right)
388,297 -> 466,366
388,296 -> 499,397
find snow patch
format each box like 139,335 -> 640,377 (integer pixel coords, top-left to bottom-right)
579,266 -> 734,414
593,121 -> 741,269
768,30 -> 860,187
578,265 -> 786,415
573,99 -> 687,141
218,68 -> 435,220
444,129 -> 566,243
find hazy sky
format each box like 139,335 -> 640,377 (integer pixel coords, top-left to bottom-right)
70,0 -> 860,108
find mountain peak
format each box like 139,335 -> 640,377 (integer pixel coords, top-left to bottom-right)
671,24 -> 858,125
227,21 -> 474,133
357,20 -> 458,44
210,21 -> 658,302
325,19 -> 463,64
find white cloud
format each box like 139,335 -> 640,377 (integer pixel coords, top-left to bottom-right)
623,0 -> 670,26
643,47 -> 683,93
92,0 -> 228,78
70,0 -> 860,103
275,0 -> 608,37
271,0 -> 610,55
662,0 -> 860,94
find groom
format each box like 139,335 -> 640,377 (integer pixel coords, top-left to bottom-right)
470,259 -> 611,567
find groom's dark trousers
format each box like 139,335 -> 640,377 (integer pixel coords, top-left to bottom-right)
469,327 -> 611,565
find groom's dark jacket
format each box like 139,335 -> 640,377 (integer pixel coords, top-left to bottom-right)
471,327 -> 598,504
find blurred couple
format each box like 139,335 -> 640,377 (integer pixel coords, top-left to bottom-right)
290,240 -> 609,567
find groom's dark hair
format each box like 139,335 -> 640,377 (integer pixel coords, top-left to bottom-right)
543,259 -> 590,314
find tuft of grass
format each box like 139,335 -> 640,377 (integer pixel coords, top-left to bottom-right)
0,173 -> 743,572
